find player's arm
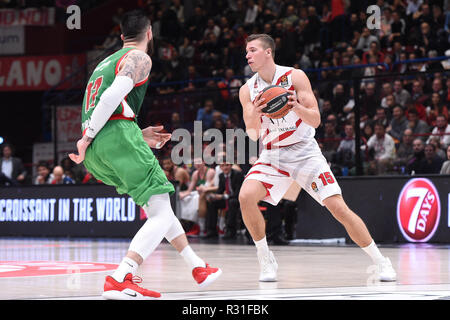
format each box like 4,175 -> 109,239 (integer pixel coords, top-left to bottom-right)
86,50 -> 152,139
287,69 -> 321,128
239,83 -> 265,141
175,167 -> 190,186
197,168 -> 217,193
69,50 -> 151,164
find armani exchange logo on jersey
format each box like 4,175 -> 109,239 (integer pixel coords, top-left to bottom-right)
266,124 -> 297,132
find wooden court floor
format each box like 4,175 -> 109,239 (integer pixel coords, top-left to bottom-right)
0,237 -> 449,300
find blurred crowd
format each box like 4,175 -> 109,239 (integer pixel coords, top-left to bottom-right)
129,0 -> 450,177
2,0 -> 450,186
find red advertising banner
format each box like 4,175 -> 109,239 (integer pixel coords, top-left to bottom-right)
0,54 -> 86,91
0,8 -> 55,26
57,106 -> 81,142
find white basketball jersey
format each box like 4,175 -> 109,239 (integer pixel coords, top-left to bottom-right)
246,65 -> 315,149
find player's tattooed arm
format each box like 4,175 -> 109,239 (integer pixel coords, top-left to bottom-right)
117,50 -> 152,85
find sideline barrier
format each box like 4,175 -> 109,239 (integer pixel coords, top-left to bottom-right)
0,175 -> 448,243
0,184 -> 144,237
296,175 -> 450,243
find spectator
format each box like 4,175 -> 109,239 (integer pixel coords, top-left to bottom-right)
196,99 -> 219,130
244,0 -> 259,26
335,123 -> 357,171
330,83 -> 348,116
356,27 -> 379,51
388,11 -> 406,45
50,165 -> 74,184
373,107 -> 390,128
366,121 -> 396,174
394,128 -> 415,172
184,6 -> 207,41
393,80 -> 411,108
0,143 -> 26,186
205,160 -> 244,239
415,143 -> 445,174
167,112 -> 183,132
427,114 -> 450,149
170,0 -> 185,24
178,37 -> 195,63
217,68 -> 242,102
425,93 -> 449,127
431,78 -> 445,99
161,156 -> 190,191
282,4 -> 298,27
34,161 -> 52,185
321,120 -> 341,163
387,105 -> 409,142
407,138 -> 426,174
428,136 -> 447,160
379,7 -> 394,43
359,82 -> 380,118
440,145 -> 450,174
416,21 -> 438,52
380,83 -> 394,109
411,80 -> 429,106
406,0 -> 423,17
95,25 -> 121,51
60,156 -> 84,184
179,158 -> 216,237
362,41 -> 385,64
407,109 -> 429,142
362,121 -> 375,144
204,18 -> 221,38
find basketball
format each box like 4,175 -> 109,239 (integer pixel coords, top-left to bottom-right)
260,85 -> 292,119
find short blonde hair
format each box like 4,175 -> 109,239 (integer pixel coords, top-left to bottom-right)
246,33 -> 275,58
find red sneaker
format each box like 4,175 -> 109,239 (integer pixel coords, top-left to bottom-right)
217,225 -> 225,235
186,223 -> 200,237
102,273 -> 161,300
192,263 -> 222,288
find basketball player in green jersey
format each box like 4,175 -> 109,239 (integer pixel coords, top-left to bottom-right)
69,10 -> 221,300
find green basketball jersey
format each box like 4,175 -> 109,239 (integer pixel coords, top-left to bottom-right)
81,47 -> 149,134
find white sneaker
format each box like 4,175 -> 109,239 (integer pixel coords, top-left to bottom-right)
378,257 -> 397,282
257,250 -> 278,282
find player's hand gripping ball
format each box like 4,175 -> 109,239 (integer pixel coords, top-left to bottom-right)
260,85 -> 292,119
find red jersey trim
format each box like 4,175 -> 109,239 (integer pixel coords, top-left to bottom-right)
275,70 -> 292,86
135,76 -> 148,87
252,162 -> 290,177
109,114 -> 135,121
115,49 -> 135,75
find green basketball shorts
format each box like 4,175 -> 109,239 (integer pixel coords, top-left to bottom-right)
83,120 -> 174,207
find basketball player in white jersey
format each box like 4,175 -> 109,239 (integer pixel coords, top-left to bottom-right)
238,34 -> 396,282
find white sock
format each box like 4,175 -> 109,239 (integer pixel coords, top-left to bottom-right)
362,240 -> 385,264
254,236 -> 269,254
218,216 -> 225,231
198,217 -> 205,234
112,257 -> 138,282
180,245 -> 206,270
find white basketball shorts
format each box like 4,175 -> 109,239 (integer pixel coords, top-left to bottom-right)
245,139 -> 342,206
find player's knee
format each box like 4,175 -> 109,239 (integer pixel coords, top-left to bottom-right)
324,195 -> 352,223
239,189 -> 256,208
144,193 -> 174,219
239,189 -> 254,208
